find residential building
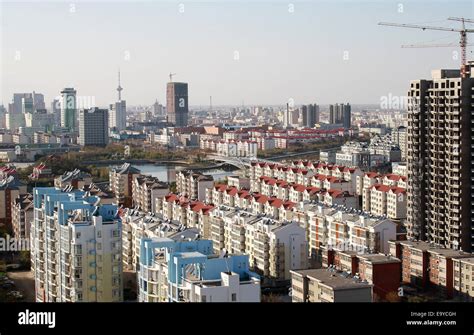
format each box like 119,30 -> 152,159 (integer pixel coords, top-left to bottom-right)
109,163 -> 141,207
31,188 -> 123,302
290,268 -> 372,302
54,169 -> 93,190
0,176 -> 27,231
11,193 -> 33,240
132,175 -> 169,213
407,66 -> 474,252
176,171 -> 214,201
138,238 -> 260,302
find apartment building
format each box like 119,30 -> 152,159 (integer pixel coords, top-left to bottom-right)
368,184 -> 407,220
307,205 -> 396,258
209,207 -> 308,282
320,248 -> 400,300
290,268 -> 372,302
0,176 -> 27,231
389,240 -> 472,298
132,175 -> 169,213
109,163 -> 141,207
54,169 -> 93,190
31,188 -> 123,302
407,66 -> 474,252
176,170 -> 214,201
122,208 -> 201,271
139,238 -> 260,302
11,193 -> 33,240
453,257 -> 474,301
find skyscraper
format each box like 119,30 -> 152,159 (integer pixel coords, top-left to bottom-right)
343,103 -> 351,129
301,104 -> 320,128
109,71 -> 127,131
329,103 -> 351,128
166,82 -> 188,127
60,88 -> 77,131
79,108 -> 109,147
407,65 -> 474,252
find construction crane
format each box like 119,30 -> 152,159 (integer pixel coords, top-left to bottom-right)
169,73 -> 176,82
378,17 -> 474,77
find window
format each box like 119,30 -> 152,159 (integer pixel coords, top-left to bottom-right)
231,293 -> 237,302
75,232 -> 81,239
201,295 -> 207,302
97,231 -> 102,238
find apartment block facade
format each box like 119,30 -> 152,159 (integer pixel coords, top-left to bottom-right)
31,188 -> 123,302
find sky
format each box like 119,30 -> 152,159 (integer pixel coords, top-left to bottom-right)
1,0 -> 473,107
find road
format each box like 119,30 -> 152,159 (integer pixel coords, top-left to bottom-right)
8,270 -> 35,302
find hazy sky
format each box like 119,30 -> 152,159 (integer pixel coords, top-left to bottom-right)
1,0 -> 473,107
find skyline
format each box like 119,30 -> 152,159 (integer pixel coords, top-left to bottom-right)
1,1 -> 473,106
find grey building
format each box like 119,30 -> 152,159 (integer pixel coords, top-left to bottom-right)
329,103 -> 351,128
301,104 -> 320,128
79,108 -> 109,147
167,82 -> 188,127
407,65 -> 474,252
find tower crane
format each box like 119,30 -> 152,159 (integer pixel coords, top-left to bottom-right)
169,73 -> 176,82
378,17 -> 474,77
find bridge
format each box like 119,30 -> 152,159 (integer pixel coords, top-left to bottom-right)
207,146 -> 341,169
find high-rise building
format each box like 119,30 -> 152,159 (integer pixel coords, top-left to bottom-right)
301,104 -> 319,128
79,108 -> 109,147
31,188 -> 123,302
329,103 -> 351,128
51,99 -> 61,127
60,88 -> 77,131
407,66 -> 474,252
166,82 -> 188,127
109,71 -> 127,131
343,103 -> 351,129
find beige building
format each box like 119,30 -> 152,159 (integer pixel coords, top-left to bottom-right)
453,257 -> 474,301
132,175 -> 169,213
291,269 -> 372,302
176,170 -> 214,201
109,163 -> 141,207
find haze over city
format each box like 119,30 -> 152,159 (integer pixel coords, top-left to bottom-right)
2,0 -> 472,106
